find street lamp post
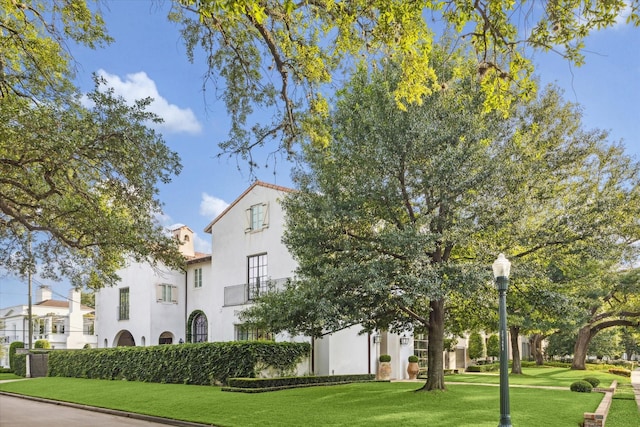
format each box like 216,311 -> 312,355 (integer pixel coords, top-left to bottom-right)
493,253 -> 512,427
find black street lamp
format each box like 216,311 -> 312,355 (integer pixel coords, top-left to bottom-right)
493,253 -> 512,427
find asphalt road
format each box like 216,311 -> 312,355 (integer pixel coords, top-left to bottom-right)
0,394 -> 207,427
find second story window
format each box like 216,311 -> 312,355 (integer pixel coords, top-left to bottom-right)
52,321 -> 65,334
194,268 -> 202,288
156,284 -> 177,304
118,287 -> 130,320
245,203 -> 268,232
248,253 -> 267,300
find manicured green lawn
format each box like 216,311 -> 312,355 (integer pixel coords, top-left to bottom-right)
606,382 -> 639,427
0,373 -> 23,380
0,377 -> 604,426
445,366 -> 630,388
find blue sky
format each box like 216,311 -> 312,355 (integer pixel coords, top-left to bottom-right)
1,1 -> 638,307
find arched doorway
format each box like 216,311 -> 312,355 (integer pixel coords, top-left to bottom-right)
115,330 -> 135,346
187,310 -> 208,343
159,331 -> 174,344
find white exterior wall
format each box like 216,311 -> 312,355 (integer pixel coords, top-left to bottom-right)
184,259 -> 211,341
202,183 -> 298,342
313,327 -> 370,376
95,260 -> 185,348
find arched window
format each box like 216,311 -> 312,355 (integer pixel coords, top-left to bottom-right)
159,331 -> 174,345
115,330 -> 135,346
193,314 -> 207,342
187,310 -> 208,343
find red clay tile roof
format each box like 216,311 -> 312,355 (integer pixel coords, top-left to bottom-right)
186,253 -> 212,265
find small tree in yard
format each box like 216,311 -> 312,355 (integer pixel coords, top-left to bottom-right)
468,332 -> 485,361
487,334 -> 500,362
34,340 -> 50,349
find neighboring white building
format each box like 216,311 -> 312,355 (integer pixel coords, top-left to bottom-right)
0,286 -> 97,367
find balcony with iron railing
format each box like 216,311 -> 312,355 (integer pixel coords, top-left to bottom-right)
224,277 -> 290,306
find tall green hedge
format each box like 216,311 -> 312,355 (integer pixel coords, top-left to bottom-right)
48,341 -> 310,385
13,353 -> 26,377
9,341 -> 24,371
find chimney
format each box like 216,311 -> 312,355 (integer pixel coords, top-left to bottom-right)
36,285 -> 52,303
68,288 -> 81,314
173,226 -> 195,258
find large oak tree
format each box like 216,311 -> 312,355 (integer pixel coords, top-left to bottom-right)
172,0 -> 639,159
1,1 -> 184,288
241,54 -> 639,390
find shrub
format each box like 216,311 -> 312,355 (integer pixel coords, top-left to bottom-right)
13,354 -> 26,377
468,332 -> 485,361
379,354 -> 391,362
608,367 -> 631,377
465,363 -> 499,373
224,374 -> 375,392
570,380 -> 593,393
48,341 -> 310,385
608,360 -> 635,369
408,355 -> 419,363
34,340 -> 51,349
486,334 -> 500,360
544,361 -> 571,368
9,341 -> 24,371
583,377 -> 600,387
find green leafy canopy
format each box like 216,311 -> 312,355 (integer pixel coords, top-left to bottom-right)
1,1 -> 184,288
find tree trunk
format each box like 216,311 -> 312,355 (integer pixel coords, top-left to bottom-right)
531,334 -> 544,365
571,326 -> 593,370
510,325 -> 522,374
418,298 -> 445,391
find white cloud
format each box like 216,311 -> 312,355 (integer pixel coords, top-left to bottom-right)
95,69 -> 202,135
199,193 -> 230,219
193,232 -> 211,254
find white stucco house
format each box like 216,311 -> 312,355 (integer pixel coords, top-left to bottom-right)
0,286 -> 97,367
201,181 -> 398,376
95,225 -> 210,347
94,181 -> 533,378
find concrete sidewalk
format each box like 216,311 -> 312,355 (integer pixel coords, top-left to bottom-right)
632,369 -> 640,412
